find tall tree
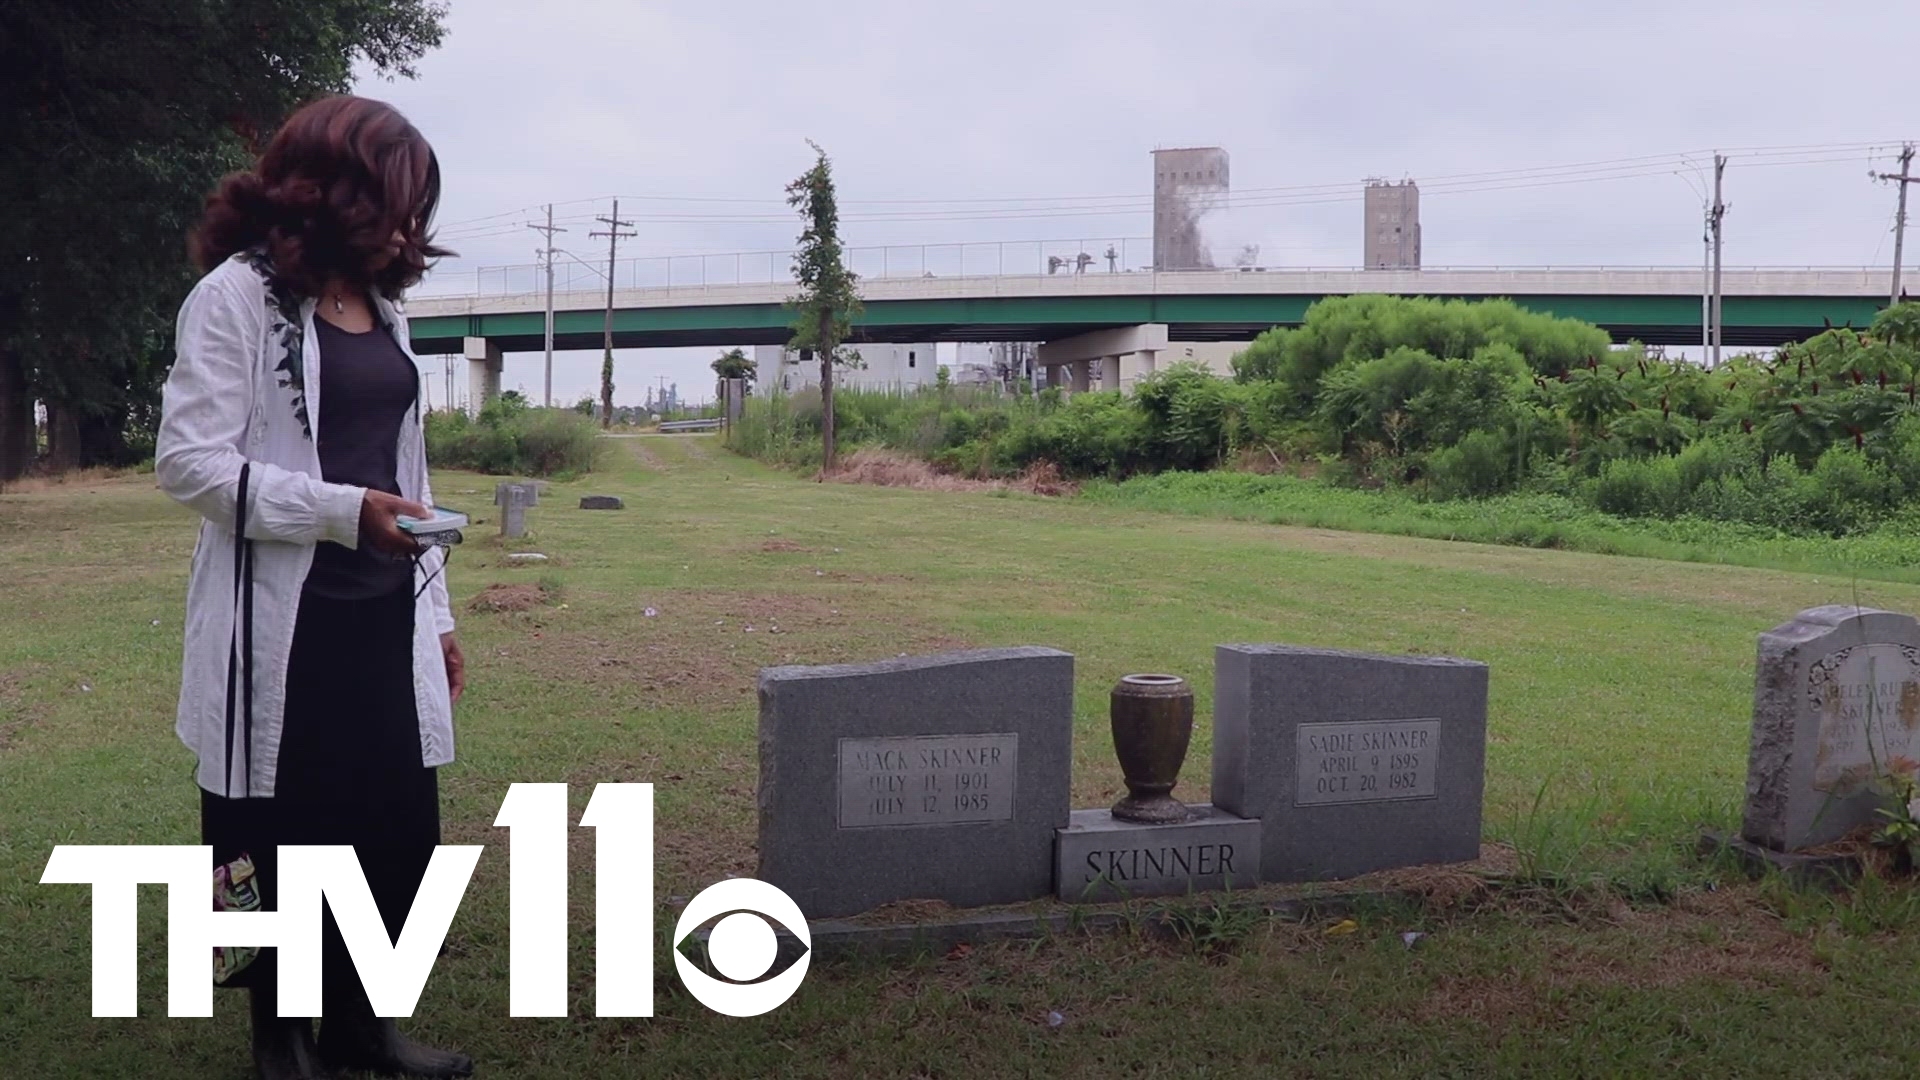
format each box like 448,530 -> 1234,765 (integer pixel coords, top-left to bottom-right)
0,0 -> 448,479
710,346 -> 757,387
784,142 -> 861,472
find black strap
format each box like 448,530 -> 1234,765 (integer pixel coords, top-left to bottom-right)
223,463 -> 253,797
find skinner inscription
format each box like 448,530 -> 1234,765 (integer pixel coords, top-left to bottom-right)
836,733 -> 1019,828
1810,643 -> 1920,795
1294,718 -> 1440,806
1079,841 -> 1239,886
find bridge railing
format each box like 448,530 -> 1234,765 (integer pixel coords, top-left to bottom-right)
416,238 -> 1163,297
413,236 -> 1894,300
412,247 -> 1896,303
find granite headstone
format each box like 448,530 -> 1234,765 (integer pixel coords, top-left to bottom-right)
757,647 -> 1073,919
1053,804 -> 1261,901
1212,644 -> 1488,882
495,482 -> 536,538
1741,605 -> 1920,852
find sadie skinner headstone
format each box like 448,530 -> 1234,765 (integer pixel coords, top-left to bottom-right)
1212,644 -> 1487,882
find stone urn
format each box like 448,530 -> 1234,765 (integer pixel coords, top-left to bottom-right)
1109,673 -> 1195,823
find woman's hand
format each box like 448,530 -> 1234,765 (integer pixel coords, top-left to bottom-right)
360,490 -> 430,557
441,632 -> 465,704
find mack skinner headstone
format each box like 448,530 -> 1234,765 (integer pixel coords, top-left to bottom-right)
1212,644 -> 1488,882
756,647 -> 1073,919
1741,605 -> 1920,853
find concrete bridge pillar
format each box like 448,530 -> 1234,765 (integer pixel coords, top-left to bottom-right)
464,336 -> 502,415
1036,325 -> 1169,395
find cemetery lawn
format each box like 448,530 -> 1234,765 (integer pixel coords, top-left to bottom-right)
7,433 -> 1920,1076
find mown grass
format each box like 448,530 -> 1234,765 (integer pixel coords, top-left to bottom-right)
7,434 -> 1920,1076
1086,469 -> 1920,583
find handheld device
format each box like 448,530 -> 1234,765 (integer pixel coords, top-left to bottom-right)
396,505 -> 467,548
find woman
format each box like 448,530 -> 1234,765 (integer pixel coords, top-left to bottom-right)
156,95 -> 472,1080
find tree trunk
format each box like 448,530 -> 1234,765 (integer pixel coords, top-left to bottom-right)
44,401 -> 80,474
817,313 -> 836,473
77,411 -> 130,468
0,346 -> 34,481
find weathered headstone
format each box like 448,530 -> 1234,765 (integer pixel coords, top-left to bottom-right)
757,647 -> 1073,919
1054,805 -> 1260,901
494,482 -> 536,538
494,480 -> 540,508
1212,644 -> 1488,882
578,495 -> 623,510
1741,605 -> 1920,853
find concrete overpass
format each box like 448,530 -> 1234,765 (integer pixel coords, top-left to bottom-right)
403,267 -> 1896,398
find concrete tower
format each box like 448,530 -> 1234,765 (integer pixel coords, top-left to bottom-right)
1363,180 -> 1421,269
1153,147 -> 1230,271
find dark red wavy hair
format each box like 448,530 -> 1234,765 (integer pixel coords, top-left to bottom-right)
190,95 -> 451,297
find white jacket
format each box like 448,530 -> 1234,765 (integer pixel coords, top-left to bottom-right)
156,252 -> 456,798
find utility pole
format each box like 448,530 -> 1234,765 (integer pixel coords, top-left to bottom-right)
526,204 -> 567,407
1700,203 -> 1711,361
589,199 -> 635,428
1873,143 -> 1917,307
1709,153 -> 1727,367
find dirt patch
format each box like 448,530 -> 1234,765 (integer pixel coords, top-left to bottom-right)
760,539 -> 809,553
0,465 -> 139,494
1366,845 -> 1515,906
1415,881 -> 1827,1028
467,583 -> 554,613
824,448 -> 1076,496
501,589 -> 972,712
847,898 -> 959,925
0,671 -> 31,751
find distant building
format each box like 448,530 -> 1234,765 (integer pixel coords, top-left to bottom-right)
754,342 -> 938,396
1363,180 -> 1421,269
1153,147 -> 1230,271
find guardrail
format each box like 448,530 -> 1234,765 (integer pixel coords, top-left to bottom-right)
656,418 -> 721,433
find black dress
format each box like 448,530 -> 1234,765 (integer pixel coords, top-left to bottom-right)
201,313 -> 441,1017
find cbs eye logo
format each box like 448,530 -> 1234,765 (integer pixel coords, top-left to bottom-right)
673,879 -> 811,1016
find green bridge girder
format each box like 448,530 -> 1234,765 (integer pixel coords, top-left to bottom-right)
406,291 -> 1891,356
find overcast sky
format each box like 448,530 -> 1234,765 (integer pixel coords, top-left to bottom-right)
355,0 -> 1920,407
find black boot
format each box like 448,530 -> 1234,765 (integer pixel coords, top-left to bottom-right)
317,1014 -> 473,1079
249,987 -> 329,1080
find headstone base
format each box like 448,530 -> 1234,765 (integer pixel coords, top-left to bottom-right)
1697,829 -> 1862,889
1054,805 -> 1261,902
579,495 -> 624,510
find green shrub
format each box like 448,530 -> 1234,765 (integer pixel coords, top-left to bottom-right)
1805,446 -> 1900,535
1589,456 -> 1685,518
1426,430 -> 1514,500
425,405 -> 601,478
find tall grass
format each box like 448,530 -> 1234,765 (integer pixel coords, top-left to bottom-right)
1085,470 -> 1920,582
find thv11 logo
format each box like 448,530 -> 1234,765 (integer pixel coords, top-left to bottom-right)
39,783 -> 809,1019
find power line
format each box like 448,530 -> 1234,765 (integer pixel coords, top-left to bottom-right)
418,143 -> 1910,245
